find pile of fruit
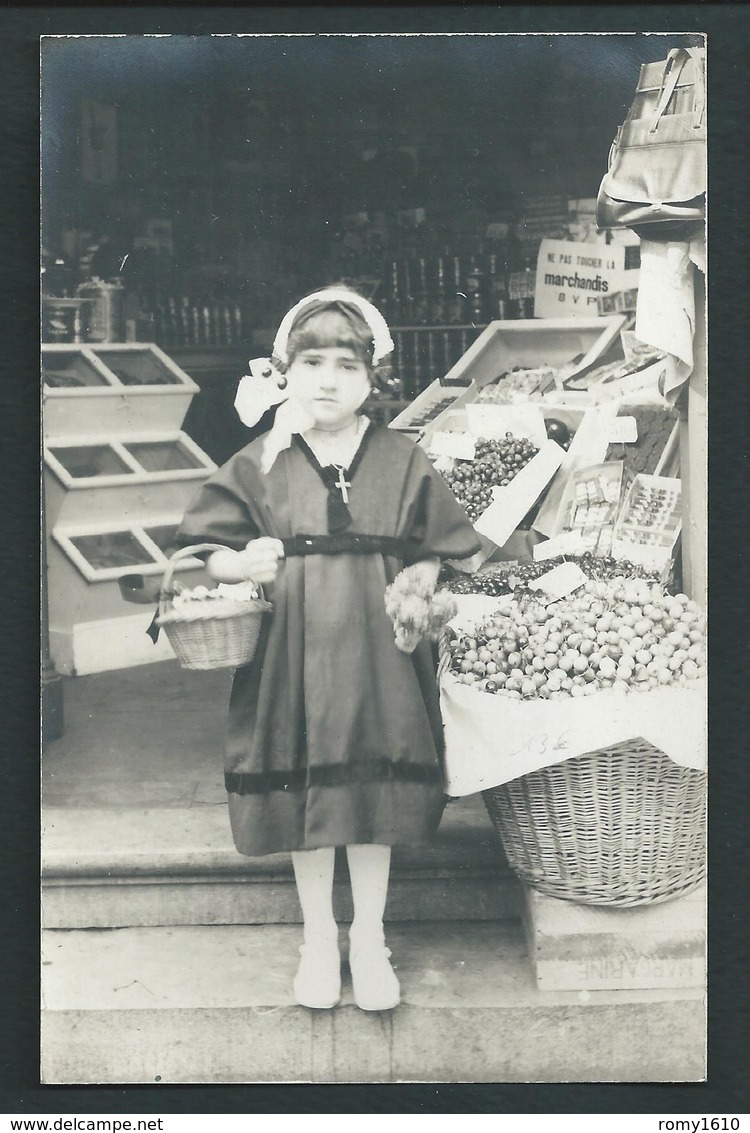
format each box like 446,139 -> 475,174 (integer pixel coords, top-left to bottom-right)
437,433 -> 539,521
169,580 -> 263,608
442,553 -> 660,597
475,367 -> 557,404
444,574 -> 705,700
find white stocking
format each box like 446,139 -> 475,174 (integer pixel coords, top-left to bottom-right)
346,843 -> 392,948
291,846 -> 337,944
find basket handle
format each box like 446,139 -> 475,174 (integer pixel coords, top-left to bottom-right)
160,542 -> 255,598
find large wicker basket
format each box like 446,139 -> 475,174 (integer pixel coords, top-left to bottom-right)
157,543 -> 272,671
482,738 -> 706,906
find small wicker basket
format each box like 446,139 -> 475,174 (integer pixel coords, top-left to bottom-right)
482,738 -> 706,907
157,543 -> 272,671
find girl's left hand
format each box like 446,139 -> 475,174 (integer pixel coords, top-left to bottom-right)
408,556 -> 440,590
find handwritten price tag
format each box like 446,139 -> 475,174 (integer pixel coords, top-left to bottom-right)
532,532 -> 582,562
607,416 -> 638,444
530,560 -> 589,602
465,403 -> 548,448
427,430 -> 476,461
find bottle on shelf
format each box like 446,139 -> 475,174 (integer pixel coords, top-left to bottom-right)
445,256 -> 468,325
384,260 -> 402,325
464,255 -> 487,323
430,256 -> 449,325
486,251 -> 509,320
399,259 -> 416,326
413,257 -> 431,326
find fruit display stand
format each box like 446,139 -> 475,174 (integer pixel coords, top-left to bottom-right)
388,316 -> 626,435
43,342 -> 215,676
43,342 -> 199,436
44,431 -> 216,528
438,569 -> 706,907
47,517 -> 209,676
387,382 -> 470,434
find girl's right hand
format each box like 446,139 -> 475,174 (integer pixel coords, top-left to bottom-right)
238,537 -> 285,583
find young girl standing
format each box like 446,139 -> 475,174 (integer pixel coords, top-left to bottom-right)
176,287 -> 480,1011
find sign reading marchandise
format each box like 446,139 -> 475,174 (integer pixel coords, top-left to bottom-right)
534,238 -> 625,319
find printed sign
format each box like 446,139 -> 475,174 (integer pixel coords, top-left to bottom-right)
534,239 -> 625,319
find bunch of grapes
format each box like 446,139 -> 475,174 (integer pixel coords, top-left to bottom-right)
439,433 -> 539,521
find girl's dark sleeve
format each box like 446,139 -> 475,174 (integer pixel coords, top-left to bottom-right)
403,446 -> 482,564
173,451 -> 262,553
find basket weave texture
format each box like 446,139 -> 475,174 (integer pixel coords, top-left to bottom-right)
157,543 -> 271,671
482,737 -> 706,906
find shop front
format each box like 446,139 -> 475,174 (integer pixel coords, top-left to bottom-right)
41,33 -> 706,1084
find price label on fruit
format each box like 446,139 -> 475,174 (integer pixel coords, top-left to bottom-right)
427,430 -> 477,462
607,416 -> 638,444
532,532 -> 582,561
465,404 -> 548,448
529,561 -> 589,603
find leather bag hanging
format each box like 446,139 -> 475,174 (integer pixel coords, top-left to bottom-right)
596,47 -> 706,241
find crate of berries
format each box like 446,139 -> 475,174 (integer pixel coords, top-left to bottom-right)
425,411 -> 567,553
438,560 -> 706,905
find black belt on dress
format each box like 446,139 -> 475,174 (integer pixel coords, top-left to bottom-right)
282,534 -> 413,557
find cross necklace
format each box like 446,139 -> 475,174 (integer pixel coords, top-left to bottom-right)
332,465 -> 352,504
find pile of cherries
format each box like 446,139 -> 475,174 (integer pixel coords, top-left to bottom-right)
442,553 -> 660,598
439,434 -> 539,521
445,576 -> 705,700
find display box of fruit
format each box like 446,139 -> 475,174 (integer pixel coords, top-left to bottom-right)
425,407 -> 567,556
611,473 -> 682,575
388,380 -> 467,433
474,366 -> 558,405
438,569 -> 705,797
437,318 -> 627,397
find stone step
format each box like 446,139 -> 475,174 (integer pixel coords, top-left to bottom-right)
522,883 -> 706,992
41,920 -> 705,1084
42,797 -> 522,929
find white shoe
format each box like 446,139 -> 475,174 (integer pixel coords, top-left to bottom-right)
349,941 -> 401,1011
293,938 -> 341,1009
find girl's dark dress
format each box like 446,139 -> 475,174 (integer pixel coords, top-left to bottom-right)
176,421 -> 480,856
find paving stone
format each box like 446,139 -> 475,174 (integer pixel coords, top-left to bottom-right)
41,922 -> 705,1084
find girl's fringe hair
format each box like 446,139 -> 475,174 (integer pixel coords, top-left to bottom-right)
274,288 -> 393,391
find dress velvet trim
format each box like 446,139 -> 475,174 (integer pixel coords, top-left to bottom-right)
282,533 -> 413,557
225,758 -> 443,795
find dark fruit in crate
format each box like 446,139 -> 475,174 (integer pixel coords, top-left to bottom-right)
441,553 -> 662,597
544,418 -> 570,446
439,433 -> 539,521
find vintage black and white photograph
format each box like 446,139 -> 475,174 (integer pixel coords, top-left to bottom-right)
40,31 -> 707,1085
